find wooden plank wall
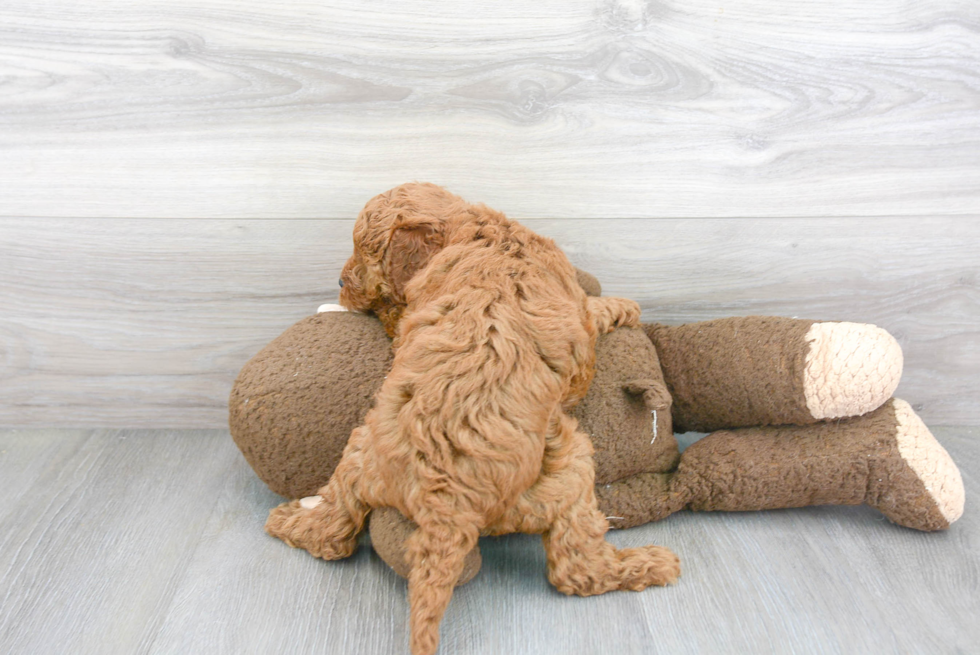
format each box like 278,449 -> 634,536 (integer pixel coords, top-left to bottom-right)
1,0 -> 978,427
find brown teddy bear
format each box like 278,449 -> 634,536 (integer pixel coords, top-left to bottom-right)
230,270 -> 964,585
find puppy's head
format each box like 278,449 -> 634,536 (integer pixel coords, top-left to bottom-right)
339,183 -> 464,333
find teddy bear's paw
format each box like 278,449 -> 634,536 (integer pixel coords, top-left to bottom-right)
803,322 -> 903,420
616,545 -> 681,590
265,497 -> 359,559
875,400 -> 965,530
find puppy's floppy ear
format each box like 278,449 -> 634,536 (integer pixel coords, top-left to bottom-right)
386,221 -> 445,299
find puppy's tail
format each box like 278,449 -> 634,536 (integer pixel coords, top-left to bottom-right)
406,513 -> 480,655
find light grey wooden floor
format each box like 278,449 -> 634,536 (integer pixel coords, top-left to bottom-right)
1,428 -> 976,654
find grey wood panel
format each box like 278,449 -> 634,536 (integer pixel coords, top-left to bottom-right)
1,0 -> 978,219
0,427 -> 977,653
1,217 -> 977,428
0,429 -> 241,654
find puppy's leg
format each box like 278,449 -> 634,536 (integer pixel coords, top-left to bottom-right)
545,487 -> 679,595
588,296 -> 641,333
265,426 -> 374,560
406,511 -> 480,655
497,414 -> 679,595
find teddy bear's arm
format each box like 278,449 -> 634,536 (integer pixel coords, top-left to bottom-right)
643,317 -> 902,433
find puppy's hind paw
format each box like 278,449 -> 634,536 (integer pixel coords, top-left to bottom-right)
617,545 -> 681,590
265,498 -> 315,548
265,496 -> 358,560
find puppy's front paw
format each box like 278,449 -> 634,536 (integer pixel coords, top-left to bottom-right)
590,297 -> 641,333
614,299 -> 641,329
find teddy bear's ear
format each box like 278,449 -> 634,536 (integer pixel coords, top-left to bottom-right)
385,222 -> 445,299
624,379 -> 672,412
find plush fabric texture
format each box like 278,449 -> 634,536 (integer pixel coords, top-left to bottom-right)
645,316 -> 817,432
230,311 -> 393,499
594,472 -> 682,529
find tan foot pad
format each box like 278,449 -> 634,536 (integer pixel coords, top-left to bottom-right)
804,322 -> 903,420
893,399 -> 965,525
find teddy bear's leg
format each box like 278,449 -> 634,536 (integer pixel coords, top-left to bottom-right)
403,510 -> 480,655
264,425 -> 375,559
671,399 -> 964,531
645,317 -> 904,432
588,296 -> 641,333
594,472 -> 687,529
492,413 -> 679,595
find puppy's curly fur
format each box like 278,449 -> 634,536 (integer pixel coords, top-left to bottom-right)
266,183 -> 679,655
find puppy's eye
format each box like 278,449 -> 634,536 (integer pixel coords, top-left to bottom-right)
338,278 -> 345,288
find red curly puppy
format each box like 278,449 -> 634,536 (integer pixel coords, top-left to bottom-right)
266,183 -> 679,655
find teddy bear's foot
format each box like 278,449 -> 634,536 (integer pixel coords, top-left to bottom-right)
265,495 -> 360,560
867,399 -> 964,530
803,322 -> 903,420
